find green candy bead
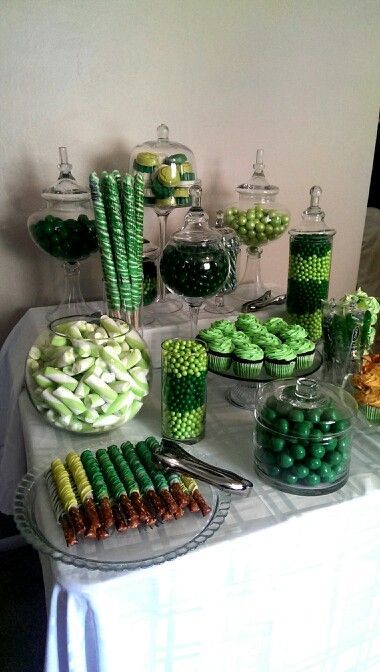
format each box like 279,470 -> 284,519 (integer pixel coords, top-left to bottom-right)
305,473 -> 321,486
289,409 -> 304,423
271,437 -> 286,452
278,453 -> 294,469
291,444 -> 306,460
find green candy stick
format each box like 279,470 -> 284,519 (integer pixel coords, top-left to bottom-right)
89,172 -> 121,312
100,173 -> 132,312
133,172 -> 145,309
122,174 -> 138,309
120,442 -> 154,495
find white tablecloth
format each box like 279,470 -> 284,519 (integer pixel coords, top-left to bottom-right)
2,307 -> 380,671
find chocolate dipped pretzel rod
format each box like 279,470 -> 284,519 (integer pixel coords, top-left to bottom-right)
107,445 -> 155,525
51,459 -> 85,537
180,475 -> 211,517
45,469 -> 77,546
67,470 -> 96,539
135,441 -> 182,519
179,479 -> 200,513
66,452 -> 101,536
120,442 -> 167,519
96,448 -> 139,528
144,436 -> 189,509
80,450 -> 114,529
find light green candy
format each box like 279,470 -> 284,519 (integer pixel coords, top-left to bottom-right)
52,386 -> 86,415
75,381 -> 90,398
84,393 -> 105,409
41,389 -> 73,420
85,374 -> 118,403
71,357 -> 95,375
44,367 -> 78,391
28,346 -> 41,360
105,390 -> 135,415
34,373 -> 54,389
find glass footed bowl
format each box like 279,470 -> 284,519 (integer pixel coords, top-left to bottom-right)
25,315 -> 151,435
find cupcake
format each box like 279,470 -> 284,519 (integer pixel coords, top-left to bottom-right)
352,354 -> 380,423
286,339 -> 316,369
212,319 -> 236,337
283,324 -> 308,342
244,322 -> 268,340
264,317 -> 289,338
207,336 -> 234,373
252,331 -> 282,349
232,343 -> 264,378
264,344 -> 297,378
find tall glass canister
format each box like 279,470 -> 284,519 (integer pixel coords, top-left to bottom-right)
286,186 -> 336,341
161,339 -> 208,443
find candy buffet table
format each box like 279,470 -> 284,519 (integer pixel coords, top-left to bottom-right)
2,307 -> 380,672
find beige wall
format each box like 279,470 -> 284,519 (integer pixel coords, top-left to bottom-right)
0,0 -> 379,343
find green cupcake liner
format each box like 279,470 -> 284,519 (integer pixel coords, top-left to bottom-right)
360,404 -> 380,424
232,360 -> 263,379
208,353 -> 232,373
264,361 -> 296,378
296,352 -> 315,370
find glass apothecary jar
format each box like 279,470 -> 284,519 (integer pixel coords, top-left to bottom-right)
286,186 -> 336,341
253,377 -> 357,495
224,149 -> 290,300
129,124 -> 197,314
25,314 -> 151,435
160,184 -> 230,336
27,147 -> 98,320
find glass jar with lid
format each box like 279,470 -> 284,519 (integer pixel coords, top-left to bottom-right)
224,149 -> 290,300
253,377 -> 357,495
204,210 -> 241,315
286,186 -> 336,341
27,147 -> 97,320
129,124 -> 197,314
160,184 -> 229,336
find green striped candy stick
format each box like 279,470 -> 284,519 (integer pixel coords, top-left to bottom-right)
134,172 -> 145,309
122,174 -> 139,309
120,441 -> 155,495
112,170 -> 123,205
89,172 -> 121,312
100,173 -> 132,312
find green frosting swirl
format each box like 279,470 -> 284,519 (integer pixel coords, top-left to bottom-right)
264,317 -> 289,336
284,325 -> 308,341
197,327 -> 224,343
234,343 -> 264,362
207,336 -> 234,354
285,339 -> 315,355
211,320 -> 236,336
235,314 -> 260,331
231,331 -> 251,347
252,332 -> 282,348
265,344 -> 297,362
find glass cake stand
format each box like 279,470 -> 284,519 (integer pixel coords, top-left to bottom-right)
14,465 -> 231,572
209,349 -> 323,410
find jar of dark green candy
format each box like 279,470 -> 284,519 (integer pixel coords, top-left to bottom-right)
27,147 -> 97,263
161,338 -> 208,443
286,186 -> 336,341
254,377 -> 357,495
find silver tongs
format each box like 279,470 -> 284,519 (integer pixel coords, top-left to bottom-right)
153,438 -> 253,493
241,292 -> 287,313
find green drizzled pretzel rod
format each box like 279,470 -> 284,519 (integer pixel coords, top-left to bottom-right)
133,172 -> 145,309
100,173 -> 132,312
80,450 -> 114,529
89,172 -> 121,313
120,442 -> 166,518
135,441 -> 182,519
107,445 -> 154,525
96,448 -> 139,528
144,436 -> 189,509
122,175 -> 139,310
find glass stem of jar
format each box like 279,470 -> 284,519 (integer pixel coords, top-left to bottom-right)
157,212 -> 169,302
189,304 -> 201,339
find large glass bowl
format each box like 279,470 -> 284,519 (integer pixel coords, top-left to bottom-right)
25,315 -> 151,435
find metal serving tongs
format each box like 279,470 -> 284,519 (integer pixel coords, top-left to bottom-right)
153,438 -> 253,493
241,292 -> 287,314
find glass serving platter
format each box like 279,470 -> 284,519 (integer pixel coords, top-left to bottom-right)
14,467 -> 231,572
209,349 -> 323,382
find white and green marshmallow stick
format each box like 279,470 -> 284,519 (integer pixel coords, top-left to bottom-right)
100,315 -> 129,337
85,374 -> 118,403
52,386 -> 87,415
89,172 -> 121,312
41,389 -> 72,424
44,367 -> 78,392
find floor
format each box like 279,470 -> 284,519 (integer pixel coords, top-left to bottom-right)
0,513 -> 47,672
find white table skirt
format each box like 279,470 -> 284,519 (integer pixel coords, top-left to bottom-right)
2,306 -> 380,671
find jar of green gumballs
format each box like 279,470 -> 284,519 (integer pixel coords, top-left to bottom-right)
253,377 -> 357,495
161,339 -> 208,443
286,186 -> 336,341
224,149 -> 290,300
